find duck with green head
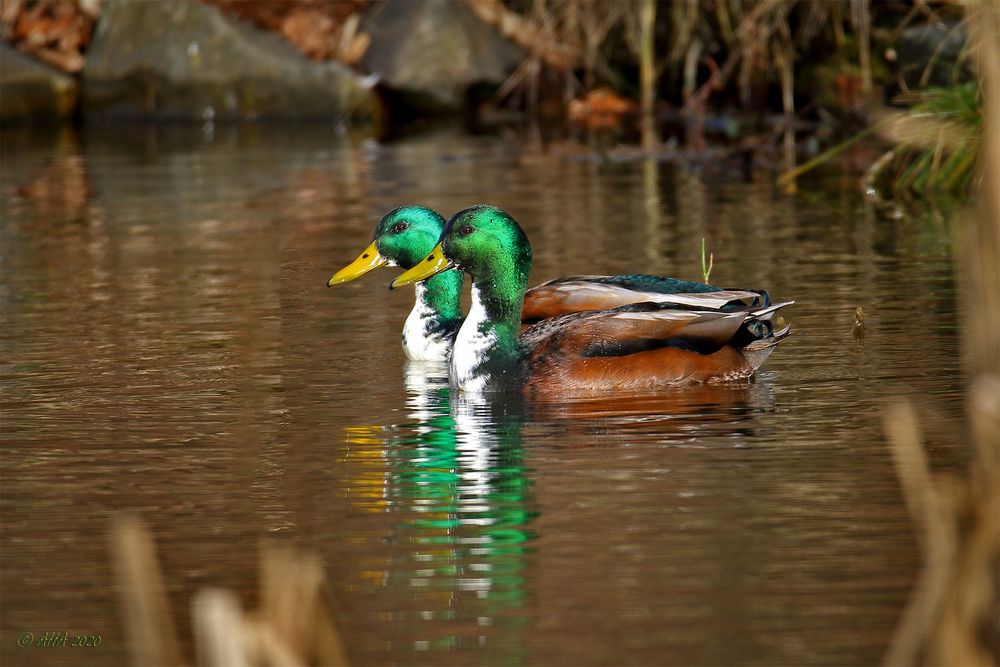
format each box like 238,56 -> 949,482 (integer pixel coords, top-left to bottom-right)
328,206 -> 464,361
329,206 -> 776,366
392,205 -> 792,394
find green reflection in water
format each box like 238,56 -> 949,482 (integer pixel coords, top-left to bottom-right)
346,362 -> 536,663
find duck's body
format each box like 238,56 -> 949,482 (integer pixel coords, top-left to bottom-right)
329,206 -> 770,363
451,283 -> 786,394
393,205 -> 792,395
520,300 -> 787,394
401,274 -> 760,363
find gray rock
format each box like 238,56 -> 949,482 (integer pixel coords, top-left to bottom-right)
361,0 -> 522,112
82,0 -> 377,122
897,23 -> 970,89
0,44 -> 78,122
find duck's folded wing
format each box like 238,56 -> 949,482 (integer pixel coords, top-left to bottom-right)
546,274 -> 722,295
523,277 -> 760,322
522,302 -> 751,359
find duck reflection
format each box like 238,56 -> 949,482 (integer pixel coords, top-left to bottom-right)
338,369 -> 777,659
343,361 -> 535,657
529,381 -> 777,446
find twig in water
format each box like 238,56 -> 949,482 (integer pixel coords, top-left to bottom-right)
701,237 -> 713,284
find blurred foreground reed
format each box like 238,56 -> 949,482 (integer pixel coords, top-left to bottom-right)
110,517 -> 348,667
883,3 -> 1000,664
883,389 -> 1000,667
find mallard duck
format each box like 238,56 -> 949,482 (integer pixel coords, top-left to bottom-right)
329,206 -> 775,363
328,206 -> 464,361
391,204 -> 792,394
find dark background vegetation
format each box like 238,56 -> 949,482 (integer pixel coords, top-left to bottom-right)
0,0 -> 983,197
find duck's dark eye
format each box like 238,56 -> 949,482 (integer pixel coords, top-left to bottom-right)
392,221 -> 409,233
458,224 -> 474,236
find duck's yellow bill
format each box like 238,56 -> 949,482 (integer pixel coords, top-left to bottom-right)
391,244 -> 453,289
328,241 -> 388,286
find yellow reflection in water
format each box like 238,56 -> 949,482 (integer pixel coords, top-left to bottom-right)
342,425 -> 388,512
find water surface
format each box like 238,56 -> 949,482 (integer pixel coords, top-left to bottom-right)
1,126 -> 965,666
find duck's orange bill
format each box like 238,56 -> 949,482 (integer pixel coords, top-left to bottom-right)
391,243 -> 453,289
328,241 -> 388,286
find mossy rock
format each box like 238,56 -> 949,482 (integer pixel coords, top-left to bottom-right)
82,0 -> 377,122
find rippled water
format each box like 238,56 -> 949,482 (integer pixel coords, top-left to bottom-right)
1,126 -> 966,666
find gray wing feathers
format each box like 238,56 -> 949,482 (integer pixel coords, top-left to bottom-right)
527,280 -> 759,310
751,301 -> 795,321
563,309 -> 749,348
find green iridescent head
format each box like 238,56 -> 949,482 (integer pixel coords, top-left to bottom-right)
328,205 -> 447,286
392,205 -> 532,292
441,205 -> 532,286
373,205 -> 448,269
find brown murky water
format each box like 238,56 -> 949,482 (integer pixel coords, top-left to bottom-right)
1,126 -> 965,666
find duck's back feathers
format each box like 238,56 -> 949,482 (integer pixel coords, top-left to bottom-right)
522,274 -> 767,323
521,300 -> 792,394
522,302 -> 748,353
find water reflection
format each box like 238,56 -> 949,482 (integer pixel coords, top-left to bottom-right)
529,382 -> 777,447
336,365 -> 790,662
342,363 -> 534,658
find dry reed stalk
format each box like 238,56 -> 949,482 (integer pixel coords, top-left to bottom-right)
257,544 -> 349,667
882,390 -> 1000,667
965,0 -> 1000,375
684,0 -> 776,111
870,109 -> 972,154
111,518 -> 349,667
773,15 -> 796,183
681,37 -> 703,102
578,0 -> 623,91
637,0 -> 658,150
464,0 -> 577,71
670,0 -> 700,63
883,3 -> 1000,665
883,403 -> 959,667
110,516 -> 186,667
852,0 -> 873,97
192,589 -> 253,667
715,0 -> 734,44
